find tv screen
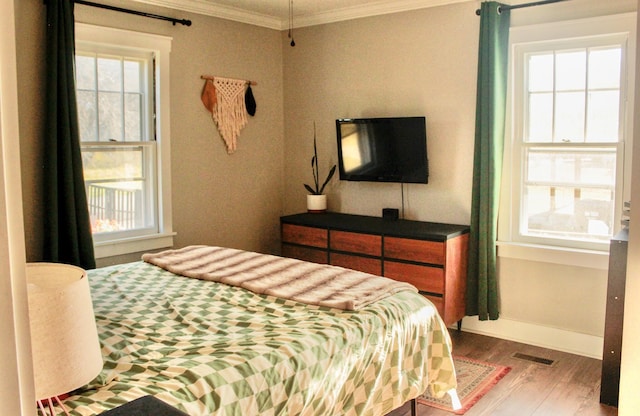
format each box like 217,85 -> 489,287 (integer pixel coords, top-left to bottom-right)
336,117 -> 428,184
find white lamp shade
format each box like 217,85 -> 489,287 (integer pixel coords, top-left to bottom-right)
27,263 -> 103,401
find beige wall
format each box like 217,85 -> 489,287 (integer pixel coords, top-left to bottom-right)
15,0 -> 46,263
282,0 -> 637,355
16,0 -> 285,267
283,2 -> 478,225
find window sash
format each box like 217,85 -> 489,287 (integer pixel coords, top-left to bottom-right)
523,46 -> 623,145
518,142 -> 621,246
81,142 -> 158,242
76,50 -> 154,144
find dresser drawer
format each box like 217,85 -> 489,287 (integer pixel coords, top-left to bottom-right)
384,236 -> 445,265
425,295 -> 444,318
282,224 -> 327,248
384,261 -> 444,294
330,252 -> 382,275
282,244 -> 328,264
330,230 -> 381,257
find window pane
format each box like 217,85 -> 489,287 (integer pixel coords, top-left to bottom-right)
124,93 -> 142,141
124,60 -> 142,93
77,90 -> 97,142
78,55 -> 148,143
97,57 -> 122,92
82,146 -> 143,181
525,147 -> 616,242
527,93 -> 553,142
76,55 -> 96,90
556,50 -> 586,91
526,150 -> 554,183
98,91 -> 123,141
589,48 -> 621,89
87,180 -> 147,233
82,146 -> 152,233
526,148 -> 617,186
555,92 -> 585,141
528,54 -> 554,92
587,90 -> 619,142
524,185 -> 614,242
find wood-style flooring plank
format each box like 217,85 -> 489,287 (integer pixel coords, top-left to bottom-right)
386,331 -> 617,416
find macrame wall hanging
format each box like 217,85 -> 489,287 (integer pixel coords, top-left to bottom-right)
201,75 -> 257,154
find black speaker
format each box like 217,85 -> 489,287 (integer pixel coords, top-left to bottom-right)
382,208 -> 399,221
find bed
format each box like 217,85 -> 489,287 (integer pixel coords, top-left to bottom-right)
63,245 -> 458,415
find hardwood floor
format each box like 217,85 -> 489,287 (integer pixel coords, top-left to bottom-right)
387,330 -> 618,416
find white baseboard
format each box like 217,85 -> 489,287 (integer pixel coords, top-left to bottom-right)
457,317 -> 604,359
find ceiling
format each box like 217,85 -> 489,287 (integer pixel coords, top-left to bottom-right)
130,0 -> 475,30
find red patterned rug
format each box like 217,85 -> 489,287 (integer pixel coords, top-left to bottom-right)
417,356 -> 511,415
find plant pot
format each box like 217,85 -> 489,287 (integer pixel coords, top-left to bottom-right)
307,194 -> 327,213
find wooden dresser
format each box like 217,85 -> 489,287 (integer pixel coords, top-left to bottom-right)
280,212 -> 469,327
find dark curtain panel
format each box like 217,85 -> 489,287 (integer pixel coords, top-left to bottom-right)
465,1 -> 510,320
43,0 -> 96,269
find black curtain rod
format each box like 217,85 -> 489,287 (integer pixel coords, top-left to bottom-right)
476,0 -> 570,16
75,0 -> 192,26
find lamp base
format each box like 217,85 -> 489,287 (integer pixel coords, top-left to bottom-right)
37,396 -> 70,416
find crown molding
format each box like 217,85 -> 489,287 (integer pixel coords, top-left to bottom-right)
294,0 -> 473,28
129,0 -> 283,29
129,0 -> 473,30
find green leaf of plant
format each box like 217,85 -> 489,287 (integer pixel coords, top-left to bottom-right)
318,165 -> 337,194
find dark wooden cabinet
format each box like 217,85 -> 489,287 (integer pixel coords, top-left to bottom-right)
600,228 -> 628,407
280,212 -> 470,327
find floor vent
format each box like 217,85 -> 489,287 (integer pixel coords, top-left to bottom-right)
511,352 -> 556,366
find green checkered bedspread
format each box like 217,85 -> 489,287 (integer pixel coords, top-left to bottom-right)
64,260 -> 456,415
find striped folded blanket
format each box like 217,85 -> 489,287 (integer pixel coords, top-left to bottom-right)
142,245 -> 417,310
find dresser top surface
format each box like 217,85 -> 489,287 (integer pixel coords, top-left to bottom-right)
281,212 -> 469,241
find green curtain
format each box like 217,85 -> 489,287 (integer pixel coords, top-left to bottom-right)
466,1 -> 510,320
43,0 -> 96,270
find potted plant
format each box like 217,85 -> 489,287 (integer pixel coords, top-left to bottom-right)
304,123 -> 336,213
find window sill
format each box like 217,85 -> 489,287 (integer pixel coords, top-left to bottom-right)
94,232 -> 175,259
496,241 -> 609,270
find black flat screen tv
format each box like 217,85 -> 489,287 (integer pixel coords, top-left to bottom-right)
336,117 -> 428,184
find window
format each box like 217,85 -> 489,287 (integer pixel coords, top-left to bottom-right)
502,14 -> 635,253
75,24 -> 174,258
76,51 -> 155,237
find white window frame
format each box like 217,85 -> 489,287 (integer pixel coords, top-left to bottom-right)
498,13 -> 636,268
75,23 -> 174,258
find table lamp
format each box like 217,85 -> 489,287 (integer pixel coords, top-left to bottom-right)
26,263 -> 103,415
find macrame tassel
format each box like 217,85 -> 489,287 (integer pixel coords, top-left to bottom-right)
201,79 -> 217,113
245,85 -> 256,116
210,77 -> 249,154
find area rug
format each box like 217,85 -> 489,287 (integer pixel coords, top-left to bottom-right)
417,356 -> 511,415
